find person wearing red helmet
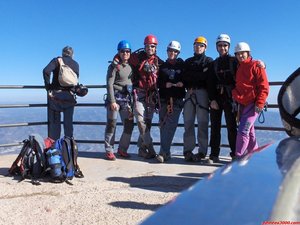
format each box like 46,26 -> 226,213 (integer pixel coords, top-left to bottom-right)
129,34 -> 163,159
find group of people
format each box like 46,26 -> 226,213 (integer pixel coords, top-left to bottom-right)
103,34 -> 269,163
42,33 -> 269,164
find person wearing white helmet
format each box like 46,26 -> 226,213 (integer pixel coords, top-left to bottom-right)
232,42 -> 269,158
208,34 -> 238,163
182,36 -> 214,162
156,41 -> 185,163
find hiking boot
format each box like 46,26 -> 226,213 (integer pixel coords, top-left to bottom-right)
156,153 -> 171,163
193,153 -> 206,162
145,152 -> 157,159
156,154 -> 164,163
106,152 -> 116,161
184,151 -> 194,162
138,148 -> 148,158
145,145 -> 157,159
206,156 -> 220,164
117,149 -> 130,158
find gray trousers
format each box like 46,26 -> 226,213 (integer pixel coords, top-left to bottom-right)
104,102 -> 134,153
183,89 -> 209,155
134,91 -> 155,150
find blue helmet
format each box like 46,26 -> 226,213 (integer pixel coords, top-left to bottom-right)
117,40 -> 131,51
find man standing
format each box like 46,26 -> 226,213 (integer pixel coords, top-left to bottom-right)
43,46 -> 79,140
183,36 -> 213,162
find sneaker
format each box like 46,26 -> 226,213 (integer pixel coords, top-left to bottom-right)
156,154 -> 164,163
145,152 -> 157,159
192,153 -> 206,162
206,156 -> 220,164
117,149 -> 130,158
106,152 -> 116,161
138,148 -> 148,158
184,151 -> 194,162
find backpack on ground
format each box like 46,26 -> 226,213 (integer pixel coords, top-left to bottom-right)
57,57 -> 78,87
51,136 -> 84,183
8,134 -> 47,185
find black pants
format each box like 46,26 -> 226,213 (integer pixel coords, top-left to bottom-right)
210,99 -> 237,158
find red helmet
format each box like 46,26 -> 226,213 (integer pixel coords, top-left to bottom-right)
144,35 -> 158,45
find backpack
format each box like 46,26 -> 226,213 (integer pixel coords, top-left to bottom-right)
52,136 -> 84,183
57,57 -> 78,87
8,134 -> 47,185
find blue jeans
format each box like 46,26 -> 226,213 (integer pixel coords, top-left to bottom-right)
159,98 -> 183,155
48,91 -> 76,140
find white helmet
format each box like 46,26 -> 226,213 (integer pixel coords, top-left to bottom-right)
234,42 -> 251,53
216,34 -> 231,44
167,40 -> 181,52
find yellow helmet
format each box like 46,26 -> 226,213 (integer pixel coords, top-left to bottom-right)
194,36 -> 207,46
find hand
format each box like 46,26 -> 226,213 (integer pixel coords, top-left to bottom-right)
210,100 -> 219,110
45,84 -> 52,91
166,82 -> 173,88
110,102 -> 119,111
176,82 -> 183,88
257,60 -> 266,69
255,106 -> 263,113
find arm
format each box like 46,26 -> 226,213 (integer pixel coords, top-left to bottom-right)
42,58 -> 57,90
254,66 -> 269,110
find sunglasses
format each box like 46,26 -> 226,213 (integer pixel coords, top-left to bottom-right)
194,43 -> 206,48
120,50 -> 131,54
146,44 -> 156,49
168,49 -> 179,54
217,44 -> 229,48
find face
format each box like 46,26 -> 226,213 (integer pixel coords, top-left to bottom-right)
216,41 -> 229,56
235,51 -> 249,62
145,44 -> 157,56
118,49 -> 131,62
193,43 -> 206,55
167,48 -> 179,60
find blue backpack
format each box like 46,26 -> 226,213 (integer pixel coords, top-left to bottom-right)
47,136 -> 84,184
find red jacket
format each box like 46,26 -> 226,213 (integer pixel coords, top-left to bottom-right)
232,57 -> 269,109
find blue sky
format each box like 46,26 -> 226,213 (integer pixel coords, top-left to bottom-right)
1,0 -> 299,102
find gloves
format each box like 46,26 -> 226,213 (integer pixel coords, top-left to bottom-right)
45,83 -> 52,91
255,106 -> 263,113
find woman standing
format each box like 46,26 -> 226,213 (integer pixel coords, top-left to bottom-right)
156,41 -> 185,163
232,42 -> 269,158
104,40 -> 134,160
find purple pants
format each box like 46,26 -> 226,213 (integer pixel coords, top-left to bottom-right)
236,103 -> 259,157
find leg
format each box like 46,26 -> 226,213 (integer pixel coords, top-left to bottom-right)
48,99 -> 62,140
195,89 -> 209,158
63,105 -> 74,138
118,104 -> 134,155
183,92 -> 196,154
236,103 -> 258,157
209,107 -> 222,159
223,101 -> 237,158
104,106 -> 118,153
159,99 -> 182,157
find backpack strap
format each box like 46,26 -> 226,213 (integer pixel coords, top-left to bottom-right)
57,57 -> 65,66
8,139 -> 31,175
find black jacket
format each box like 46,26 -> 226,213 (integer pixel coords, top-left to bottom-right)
183,53 -> 213,89
158,58 -> 185,100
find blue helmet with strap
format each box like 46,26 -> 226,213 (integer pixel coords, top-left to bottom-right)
117,40 -> 131,51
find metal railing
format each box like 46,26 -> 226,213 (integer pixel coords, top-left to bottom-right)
0,82 -> 285,150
